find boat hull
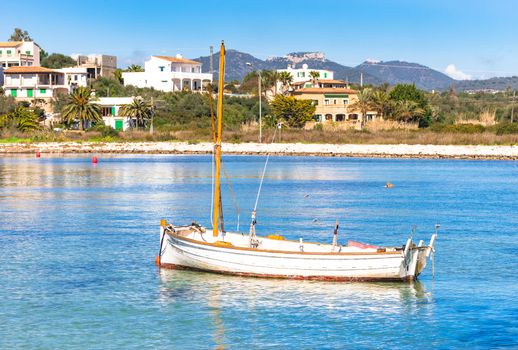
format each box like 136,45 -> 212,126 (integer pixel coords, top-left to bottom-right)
158,228 -> 434,282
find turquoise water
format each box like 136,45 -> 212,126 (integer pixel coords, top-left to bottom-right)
0,154 -> 517,349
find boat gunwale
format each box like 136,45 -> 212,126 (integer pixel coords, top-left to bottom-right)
166,231 -> 403,256
159,262 -> 411,282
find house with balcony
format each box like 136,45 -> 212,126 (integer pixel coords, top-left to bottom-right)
292,86 -> 377,123
122,55 -> 212,92
58,67 -> 89,90
3,66 -> 67,111
0,41 -> 41,68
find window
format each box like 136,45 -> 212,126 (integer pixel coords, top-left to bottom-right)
7,50 -> 12,56
0,50 -> 2,56
40,89 -> 46,94
161,80 -> 167,83
27,89 -> 34,98
26,50 -> 31,55
333,99 -> 337,105
102,107 -> 113,117
343,99 -> 349,105
312,100 -> 318,105
324,72 -> 328,78
324,99 -> 329,105
301,72 -> 305,77
159,66 -> 165,72
11,89 -> 17,97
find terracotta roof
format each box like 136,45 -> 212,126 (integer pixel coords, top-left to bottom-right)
292,81 -> 309,86
0,41 -> 23,48
316,79 -> 348,84
153,55 -> 201,65
4,66 -> 62,74
292,88 -> 358,94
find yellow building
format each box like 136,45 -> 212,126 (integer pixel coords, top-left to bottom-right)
291,81 -> 377,123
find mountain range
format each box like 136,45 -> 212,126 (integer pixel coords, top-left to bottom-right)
193,50 -> 518,92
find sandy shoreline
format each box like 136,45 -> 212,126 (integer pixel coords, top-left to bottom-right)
0,141 -> 517,160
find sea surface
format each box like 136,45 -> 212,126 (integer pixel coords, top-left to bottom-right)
0,154 -> 517,349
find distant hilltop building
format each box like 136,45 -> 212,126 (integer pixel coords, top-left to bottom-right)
277,63 -> 334,83
122,54 -> 212,92
71,54 -> 117,79
0,41 -> 41,67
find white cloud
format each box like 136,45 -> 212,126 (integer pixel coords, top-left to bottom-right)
444,64 -> 472,80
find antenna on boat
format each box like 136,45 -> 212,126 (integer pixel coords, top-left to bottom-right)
332,220 -> 339,249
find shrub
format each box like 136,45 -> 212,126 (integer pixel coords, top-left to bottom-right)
88,125 -> 120,138
492,122 -> 518,135
430,123 -> 486,133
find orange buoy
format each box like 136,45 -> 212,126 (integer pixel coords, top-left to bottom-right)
36,151 -> 41,158
91,156 -> 98,164
155,255 -> 161,266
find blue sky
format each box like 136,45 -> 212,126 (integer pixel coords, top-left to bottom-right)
1,0 -> 517,79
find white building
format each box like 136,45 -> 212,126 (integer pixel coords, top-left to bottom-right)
0,41 -> 41,68
91,97 -> 135,131
58,67 -> 89,89
277,64 -> 334,83
122,55 -> 212,92
3,66 -> 67,110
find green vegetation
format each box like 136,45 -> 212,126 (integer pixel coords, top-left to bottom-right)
270,95 -> 316,128
8,28 -> 32,41
61,87 -> 102,130
41,53 -> 77,69
119,97 -> 152,129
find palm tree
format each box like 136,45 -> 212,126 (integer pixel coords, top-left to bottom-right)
6,106 -> 40,132
278,71 -> 293,94
126,64 -> 144,72
348,88 -> 374,121
260,70 -> 277,96
62,87 -> 101,130
309,71 -> 320,87
370,90 -> 392,120
392,100 -> 426,123
113,69 -> 124,84
118,97 -> 153,129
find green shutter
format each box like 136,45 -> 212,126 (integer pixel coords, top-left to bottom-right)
40,89 -> 46,94
115,120 -> 123,131
11,89 -> 17,97
111,106 -> 116,116
324,73 -> 328,78
0,50 -> 2,55
26,50 -> 31,55
324,94 -> 348,98
27,89 -> 33,97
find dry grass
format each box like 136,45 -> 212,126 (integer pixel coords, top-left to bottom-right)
457,110 -> 497,126
1,125 -> 517,145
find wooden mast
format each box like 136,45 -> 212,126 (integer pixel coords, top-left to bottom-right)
213,41 -> 225,237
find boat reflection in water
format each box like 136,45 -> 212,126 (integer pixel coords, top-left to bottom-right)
157,269 -> 433,348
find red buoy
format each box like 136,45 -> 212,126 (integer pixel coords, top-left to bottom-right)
92,156 -> 98,164
35,151 -> 41,158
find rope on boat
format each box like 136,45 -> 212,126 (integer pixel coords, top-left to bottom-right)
252,128 -> 278,212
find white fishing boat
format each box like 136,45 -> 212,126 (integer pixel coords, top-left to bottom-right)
156,41 -> 438,282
